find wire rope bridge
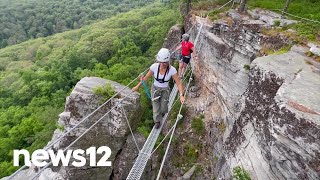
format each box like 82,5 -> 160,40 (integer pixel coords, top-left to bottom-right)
8,21 -> 204,180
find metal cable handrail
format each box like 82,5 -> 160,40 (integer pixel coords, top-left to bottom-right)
272,9 -> 320,24
156,58 -> 194,180
121,104 -> 141,152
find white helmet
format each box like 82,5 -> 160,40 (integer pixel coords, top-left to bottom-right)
156,48 -> 171,62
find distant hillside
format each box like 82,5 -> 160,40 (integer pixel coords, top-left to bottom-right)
0,0 -> 155,49
0,2 -> 179,177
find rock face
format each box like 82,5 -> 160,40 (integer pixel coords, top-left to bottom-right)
308,43 -> 320,57
1,168 -> 64,180
223,52 -> 320,180
185,11 -> 320,180
163,24 -> 183,51
5,77 -> 152,180
112,133 -> 155,180
52,77 -> 144,180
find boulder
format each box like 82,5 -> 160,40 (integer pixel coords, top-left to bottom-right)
52,77 -> 141,180
4,77 -> 147,180
227,10 -> 241,21
310,46 -> 320,56
177,165 -> 196,180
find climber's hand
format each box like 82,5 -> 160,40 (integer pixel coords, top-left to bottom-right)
180,95 -> 185,104
132,85 -> 139,92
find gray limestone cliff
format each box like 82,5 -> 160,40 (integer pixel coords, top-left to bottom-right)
190,11 -> 320,180
163,9 -> 319,180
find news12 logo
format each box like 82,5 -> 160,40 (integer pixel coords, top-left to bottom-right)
13,146 -> 112,167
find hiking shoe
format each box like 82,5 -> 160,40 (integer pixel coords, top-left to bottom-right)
155,122 -> 161,129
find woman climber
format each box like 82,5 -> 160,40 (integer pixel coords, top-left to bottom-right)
175,33 -> 197,78
132,48 -> 185,129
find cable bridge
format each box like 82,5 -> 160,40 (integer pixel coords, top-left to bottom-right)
8,17 -> 205,180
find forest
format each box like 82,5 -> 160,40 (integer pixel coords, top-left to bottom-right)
0,0 -> 155,48
0,1 -> 180,177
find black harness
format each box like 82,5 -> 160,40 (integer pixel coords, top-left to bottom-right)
154,64 -> 169,83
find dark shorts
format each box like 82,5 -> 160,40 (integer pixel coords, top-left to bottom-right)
181,56 -> 191,64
